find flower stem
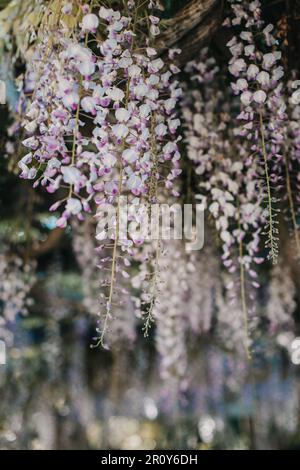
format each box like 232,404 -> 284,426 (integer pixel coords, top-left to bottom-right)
143,113 -> 160,335
98,65 -> 132,346
68,33 -> 88,198
98,165 -> 124,346
237,206 -> 252,360
259,110 -> 278,264
143,238 -> 161,337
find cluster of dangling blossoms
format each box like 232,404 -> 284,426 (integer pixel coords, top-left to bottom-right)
1,0 -> 300,392
181,0 -> 300,360
17,0 -> 182,348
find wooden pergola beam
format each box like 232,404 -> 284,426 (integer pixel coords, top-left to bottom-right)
159,0 -> 223,64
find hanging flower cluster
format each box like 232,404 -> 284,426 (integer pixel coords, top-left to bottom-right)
183,49 -> 264,274
136,240 -> 220,391
20,3 -> 181,225
153,242 -> 189,393
227,0 -> 286,264
182,48 -> 264,356
16,1 -> 182,345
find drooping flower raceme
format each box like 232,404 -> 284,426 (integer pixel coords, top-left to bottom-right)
19,2 -> 182,346
227,0 -> 286,264
182,48 -> 264,356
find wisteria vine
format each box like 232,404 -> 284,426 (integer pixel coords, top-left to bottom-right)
1,0 -> 300,391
